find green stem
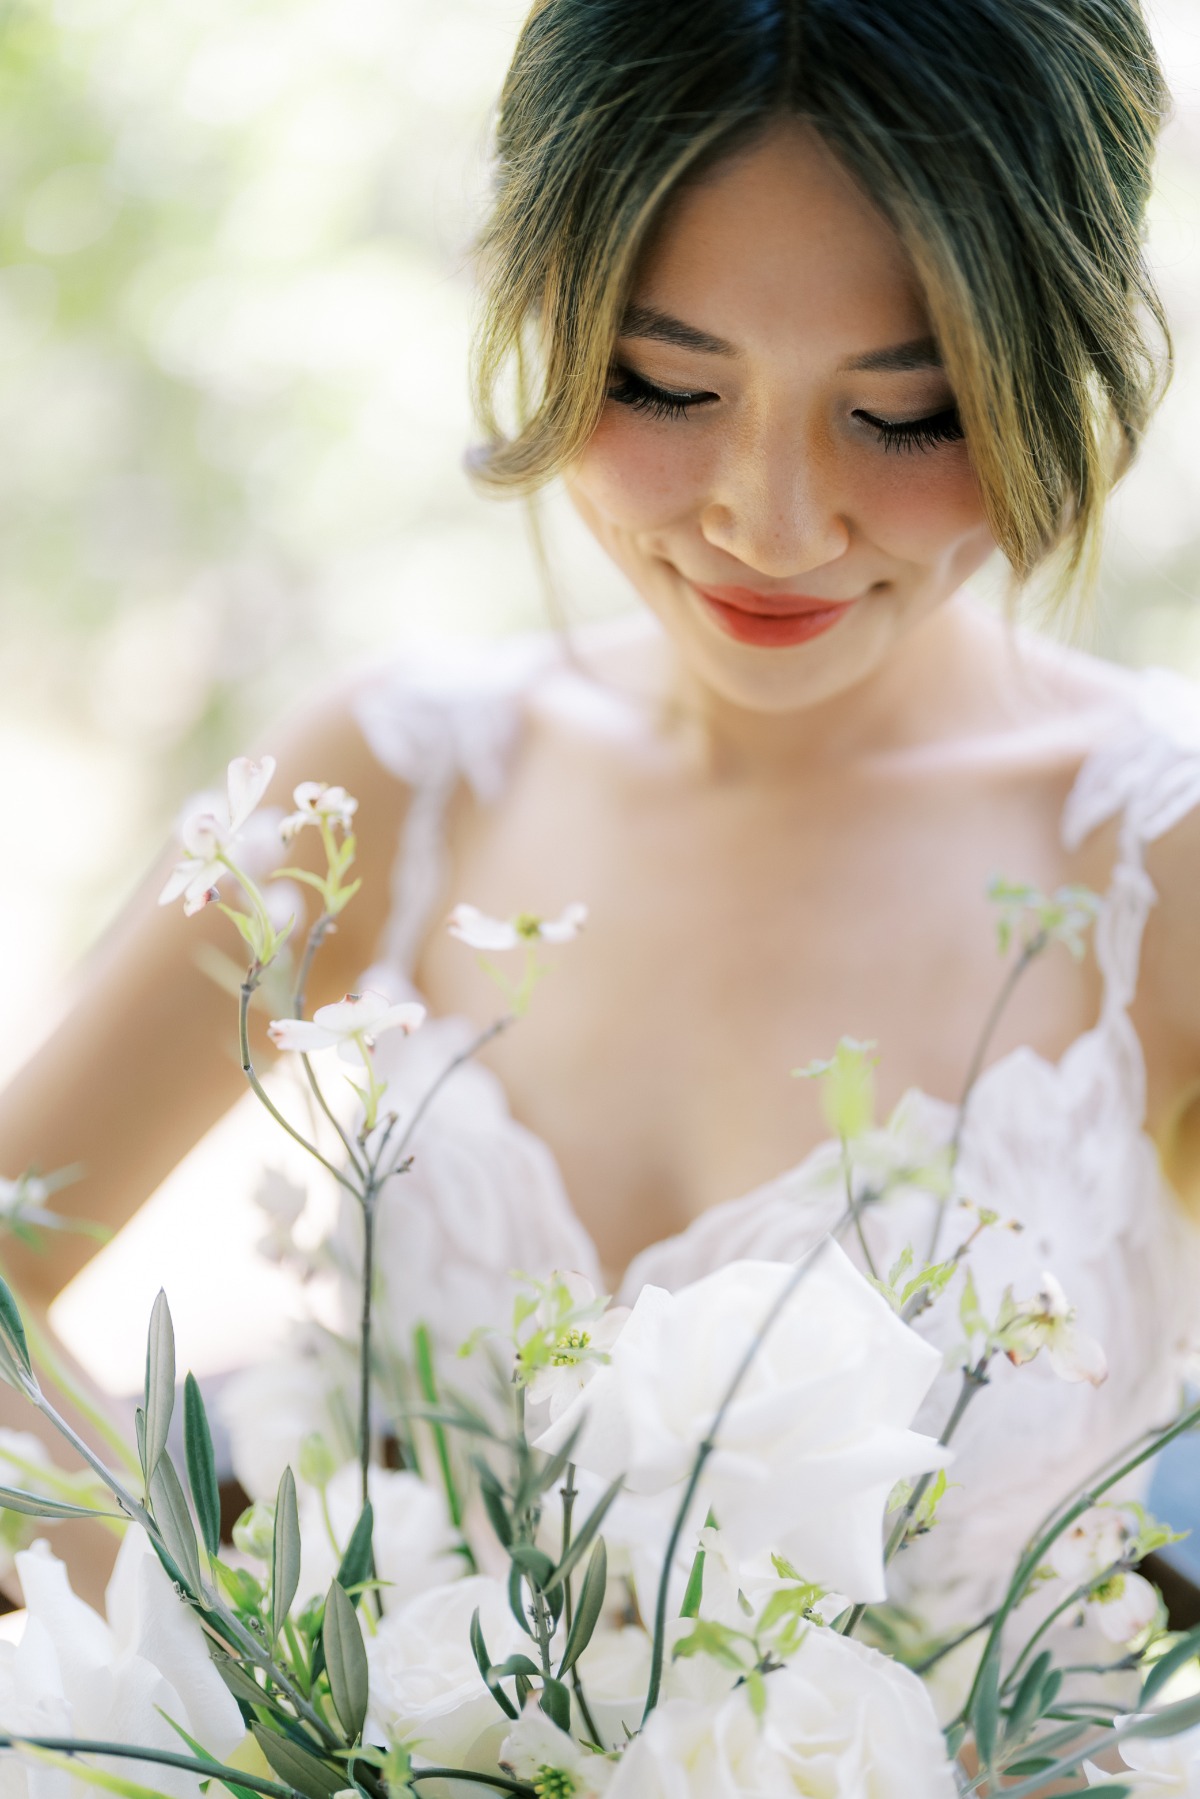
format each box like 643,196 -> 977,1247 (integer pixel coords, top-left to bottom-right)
910,1611 -> 997,1676
558,1464 -> 604,1746
956,1392 -> 1200,1735
842,1138 -> 879,1280
1001,1555 -> 1132,1697
926,934 -> 1045,1262
239,983 -> 361,1195
0,1736 -> 299,1799
359,1183 -> 378,1516
380,1013 -> 515,1183
406,1772 -> 535,1795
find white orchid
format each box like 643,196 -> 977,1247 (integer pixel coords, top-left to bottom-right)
159,756 -> 276,916
1001,1271 -> 1108,1386
280,781 -> 358,842
500,1705 -> 613,1795
536,1245 -> 950,1602
447,902 -> 587,951
268,990 -> 425,1064
522,1272 -> 630,1425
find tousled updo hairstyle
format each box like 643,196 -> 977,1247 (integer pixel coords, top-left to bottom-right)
471,0 -> 1171,595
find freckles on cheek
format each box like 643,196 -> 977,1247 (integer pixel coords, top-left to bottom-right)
574,415 -> 699,529
864,455 -> 992,562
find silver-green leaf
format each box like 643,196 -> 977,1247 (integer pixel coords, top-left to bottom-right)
149,1450 -> 204,1597
0,1482 -> 118,1522
322,1579 -> 368,1741
271,1466 -> 300,1643
143,1289 -> 176,1482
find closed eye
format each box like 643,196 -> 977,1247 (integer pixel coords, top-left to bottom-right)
606,366 -> 717,421
854,406 -> 965,453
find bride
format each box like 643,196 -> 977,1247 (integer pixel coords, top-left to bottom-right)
2,0 -> 1198,1645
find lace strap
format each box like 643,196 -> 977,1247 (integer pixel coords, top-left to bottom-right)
1061,667 -> 1200,1013
354,636 -> 554,978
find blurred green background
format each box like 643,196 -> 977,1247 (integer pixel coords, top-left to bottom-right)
1,0 -> 1198,1383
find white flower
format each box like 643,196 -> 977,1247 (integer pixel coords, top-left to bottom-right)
0,1533 -> 243,1799
366,1576 -> 534,1786
298,1463 -> 462,1613
159,756 -> 276,915
268,990 -> 426,1062
500,1704 -> 613,1795
280,782 -> 358,841
447,903 -> 588,951
252,1168 -> 307,1263
1048,1505 -> 1139,1586
1087,1716 -> 1200,1792
1090,1571 -> 1159,1645
606,1627 -> 957,1798
218,1333 -> 353,1503
524,1273 -> 630,1425
0,1177 -> 49,1220
535,1245 -> 950,1601
1003,1271 -> 1108,1386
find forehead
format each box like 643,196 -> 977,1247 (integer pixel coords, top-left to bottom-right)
630,120 -> 933,361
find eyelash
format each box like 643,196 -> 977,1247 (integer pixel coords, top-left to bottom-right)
605,367 -> 965,454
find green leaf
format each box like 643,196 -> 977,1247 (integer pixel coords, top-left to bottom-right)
149,1452 -> 205,1598
470,1606 -> 519,1721
679,1541 -> 706,1620
1141,1623 -> 1200,1706
159,1707 -> 260,1799
0,1272 -> 32,1385
539,1677 -> 571,1733
550,1475 -> 623,1590
1004,1650 -> 1053,1747
1123,1691 -> 1200,1738
510,1544 -> 556,1591
1078,1787 -> 1131,1798
475,1462 -> 512,1550
972,1646 -> 1001,1772
558,1538 -> 607,1677
250,1727 -> 342,1799
211,1654 -> 264,1709
14,1746 -> 169,1799
516,1424 -> 583,1516
271,1467 -> 301,1643
183,1374 -> 220,1559
0,1483 -> 116,1521
143,1290 -> 176,1483
322,1580 -> 368,1742
337,1501 -> 375,1600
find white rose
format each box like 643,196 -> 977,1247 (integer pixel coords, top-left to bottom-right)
365,1576 -> 530,1797
607,1628 -> 957,1798
298,1463 -> 462,1612
0,1533 -> 243,1799
536,1246 -> 949,1600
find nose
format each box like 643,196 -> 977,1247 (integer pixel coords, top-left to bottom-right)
698,416 -> 851,579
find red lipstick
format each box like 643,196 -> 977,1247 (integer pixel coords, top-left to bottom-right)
689,582 -> 856,649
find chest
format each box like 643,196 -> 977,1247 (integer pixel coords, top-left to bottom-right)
411,727 -> 1115,1280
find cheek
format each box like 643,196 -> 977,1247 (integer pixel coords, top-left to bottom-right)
570,411 -> 706,530
858,450 -> 991,563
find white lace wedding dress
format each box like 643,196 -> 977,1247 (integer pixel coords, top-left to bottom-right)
350,633 -> 1200,1640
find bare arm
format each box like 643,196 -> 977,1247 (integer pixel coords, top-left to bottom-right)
0,686 -> 410,1311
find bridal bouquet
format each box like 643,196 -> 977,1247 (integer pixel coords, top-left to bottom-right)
2,756 -> 1200,1798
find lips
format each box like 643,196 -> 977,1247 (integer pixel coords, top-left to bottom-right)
687,580 -> 857,649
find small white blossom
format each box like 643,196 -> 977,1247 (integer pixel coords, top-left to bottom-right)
268,991 -> 425,1064
280,781 -> 358,842
501,1704 -> 613,1795
0,1176 -> 48,1219
448,902 -> 588,951
1048,1505 -> 1139,1587
1003,1271 -> 1108,1386
525,1273 -> 630,1424
1091,1570 -> 1159,1645
159,755 -> 276,915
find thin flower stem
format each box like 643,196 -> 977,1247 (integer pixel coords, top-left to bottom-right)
641,1237 -> 836,1723
380,1013 -> 515,1183
239,983 -> 361,1195
406,1772 -> 535,1795
0,1736 -> 299,1799
841,1138 -> 879,1280
956,1392 -> 1200,1735
358,1182 -> 378,1517
926,933 -> 1046,1262
1001,1555 -> 1132,1696
910,1611 -> 997,1676
558,1465 -> 604,1746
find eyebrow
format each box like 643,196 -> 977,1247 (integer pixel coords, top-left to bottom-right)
618,305 -> 942,375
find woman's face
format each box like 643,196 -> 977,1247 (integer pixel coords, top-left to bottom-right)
567,121 -> 996,716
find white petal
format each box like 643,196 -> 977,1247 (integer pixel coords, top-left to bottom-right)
538,902 -> 589,944
226,756 -> 276,834
182,871 -> 223,916
311,990 -> 395,1037
158,864 -> 194,905
1048,1326 -> 1108,1386
373,1001 -> 427,1038
267,1018 -> 339,1053
447,904 -> 520,951
1095,1572 -> 1158,1644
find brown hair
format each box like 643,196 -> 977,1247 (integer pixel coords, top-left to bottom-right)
470,0 -> 1171,598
